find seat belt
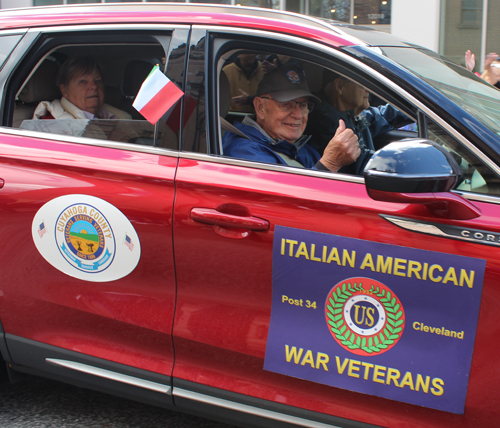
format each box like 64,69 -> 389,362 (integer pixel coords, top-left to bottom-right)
272,151 -> 305,168
220,117 -> 250,140
221,116 -> 304,167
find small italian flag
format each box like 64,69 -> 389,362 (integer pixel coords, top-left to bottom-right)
133,65 -> 184,124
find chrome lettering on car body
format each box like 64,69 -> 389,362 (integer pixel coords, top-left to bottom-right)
460,229 -> 500,243
382,214 -> 500,247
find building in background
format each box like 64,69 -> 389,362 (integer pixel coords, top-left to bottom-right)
0,0 -> 497,73
392,0 -> 499,73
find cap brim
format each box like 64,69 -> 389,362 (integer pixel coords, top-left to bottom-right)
270,90 -> 320,104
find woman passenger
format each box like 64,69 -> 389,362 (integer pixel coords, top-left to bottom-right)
33,55 -> 130,120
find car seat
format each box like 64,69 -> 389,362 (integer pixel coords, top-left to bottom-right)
301,62 -> 323,95
13,59 -> 60,128
219,71 -> 249,146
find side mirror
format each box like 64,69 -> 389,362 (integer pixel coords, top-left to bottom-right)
364,139 -> 481,220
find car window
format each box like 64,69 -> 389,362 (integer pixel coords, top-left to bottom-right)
425,117 -> 500,195
380,46 -> 500,138
216,43 -> 415,175
9,33 -> 184,150
211,37 -> 500,195
0,34 -> 23,71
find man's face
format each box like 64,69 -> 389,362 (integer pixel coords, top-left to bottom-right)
338,79 -> 370,115
61,69 -> 104,115
255,95 -> 308,144
238,54 -> 257,70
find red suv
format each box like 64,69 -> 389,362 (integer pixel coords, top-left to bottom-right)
0,4 -> 499,427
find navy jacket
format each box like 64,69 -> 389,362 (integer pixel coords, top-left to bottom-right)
222,119 -> 321,168
306,98 -> 412,175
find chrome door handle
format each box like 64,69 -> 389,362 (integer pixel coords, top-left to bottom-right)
190,208 -> 269,231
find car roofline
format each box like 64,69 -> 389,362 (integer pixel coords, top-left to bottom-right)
0,3 -> 366,48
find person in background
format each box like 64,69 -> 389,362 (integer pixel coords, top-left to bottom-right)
465,50 -> 479,76
481,52 -> 500,88
305,69 -> 412,175
33,55 -> 130,120
230,54 -> 303,109
464,50 -> 500,85
260,54 -> 302,73
222,52 -> 265,113
223,65 -> 360,173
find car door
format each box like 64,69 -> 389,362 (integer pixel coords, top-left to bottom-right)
172,29 -> 500,427
0,25 -> 189,403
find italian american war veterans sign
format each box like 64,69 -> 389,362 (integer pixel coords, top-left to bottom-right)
264,226 -> 486,414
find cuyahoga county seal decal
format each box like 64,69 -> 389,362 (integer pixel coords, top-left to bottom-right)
32,195 -> 141,282
325,278 -> 405,356
56,205 -> 114,272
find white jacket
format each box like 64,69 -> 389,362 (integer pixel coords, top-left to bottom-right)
33,97 -> 131,120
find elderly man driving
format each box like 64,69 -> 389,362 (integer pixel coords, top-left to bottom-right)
305,69 -> 412,175
222,65 -> 360,173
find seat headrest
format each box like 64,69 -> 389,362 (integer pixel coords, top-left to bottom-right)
220,71 -> 231,118
122,60 -> 155,98
18,59 -> 60,103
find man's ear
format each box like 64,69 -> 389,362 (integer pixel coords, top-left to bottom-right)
333,78 -> 343,95
60,84 -> 67,98
254,97 -> 266,120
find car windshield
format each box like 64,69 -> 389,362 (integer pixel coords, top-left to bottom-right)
377,46 -> 500,137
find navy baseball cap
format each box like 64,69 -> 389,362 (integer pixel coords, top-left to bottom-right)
256,64 -> 320,103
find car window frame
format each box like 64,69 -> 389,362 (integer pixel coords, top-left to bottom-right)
0,31 -> 26,72
205,28 -> 417,173
0,24 -> 191,156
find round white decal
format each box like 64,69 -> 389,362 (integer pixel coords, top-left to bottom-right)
32,195 -> 141,282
